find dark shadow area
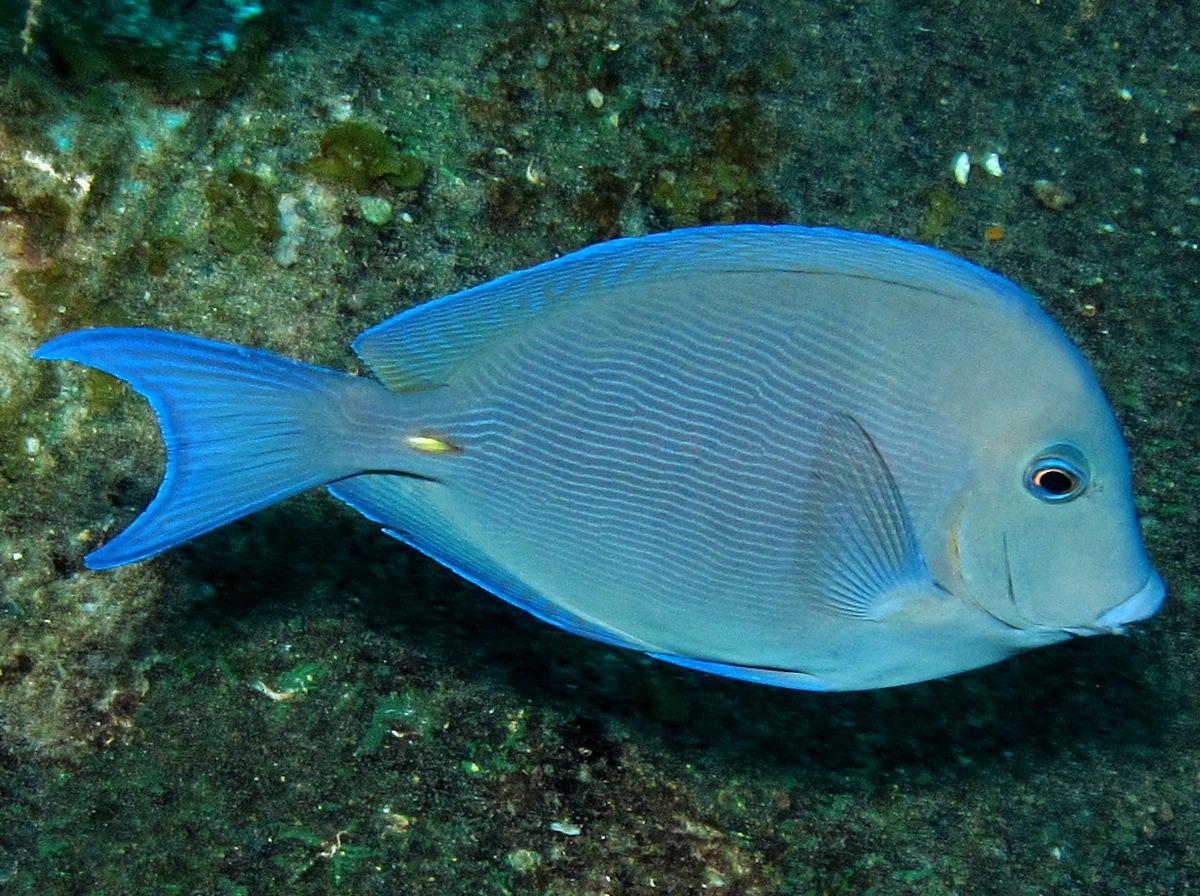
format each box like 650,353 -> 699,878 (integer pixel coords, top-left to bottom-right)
160,488 -> 1176,790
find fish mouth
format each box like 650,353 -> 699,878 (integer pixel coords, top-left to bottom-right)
1091,570 -> 1167,632
996,535 -> 1166,638
1055,571 -> 1167,637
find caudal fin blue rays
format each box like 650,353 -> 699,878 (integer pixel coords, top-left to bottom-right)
32,328 -> 379,569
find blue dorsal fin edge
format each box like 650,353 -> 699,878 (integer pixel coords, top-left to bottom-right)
352,224 -> 1044,392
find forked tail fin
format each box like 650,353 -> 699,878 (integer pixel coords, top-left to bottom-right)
33,327 -> 381,569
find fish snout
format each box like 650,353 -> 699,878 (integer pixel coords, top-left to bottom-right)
1062,570 -> 1167,637
1095,570 -> 1167,632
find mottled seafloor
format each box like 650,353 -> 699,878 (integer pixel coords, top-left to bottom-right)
0,0 -> 1197,893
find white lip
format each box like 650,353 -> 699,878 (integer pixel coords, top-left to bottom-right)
1096,570 -> 1167,630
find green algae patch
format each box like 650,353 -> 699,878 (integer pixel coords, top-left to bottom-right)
266,821 -> 382,886
297,122 -> 428,193
648,158 -> 786,227
12,261 -> 129,331
358,689 -> 443,755
205,168 -> 282,254
19,193 -> 74,257
918,186 -> 959,241
143,236 -> 186,276
0,174 -> 86,264
275,660 -> 325,694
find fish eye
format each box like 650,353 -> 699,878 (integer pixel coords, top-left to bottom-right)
1025,448 -> 1088,503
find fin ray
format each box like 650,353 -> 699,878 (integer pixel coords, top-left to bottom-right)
801,413 -> 937,619
328,473 -> 656,651
34,328 -> 371,568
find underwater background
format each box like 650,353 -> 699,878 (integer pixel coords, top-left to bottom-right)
0,0 -> 1197,893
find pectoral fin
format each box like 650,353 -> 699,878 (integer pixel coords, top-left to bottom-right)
801,413 -> 941,621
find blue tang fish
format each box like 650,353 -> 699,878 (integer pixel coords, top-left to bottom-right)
34,225 -> 1164,690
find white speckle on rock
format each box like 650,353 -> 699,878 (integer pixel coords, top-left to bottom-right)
357,195 -> 393,225
275,193 -> 304,267
951,151 -> 971,185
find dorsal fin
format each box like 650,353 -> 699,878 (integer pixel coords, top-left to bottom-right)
351,224 -> 1040,391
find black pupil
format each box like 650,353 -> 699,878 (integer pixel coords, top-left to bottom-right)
1035,467 -> 1076,495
